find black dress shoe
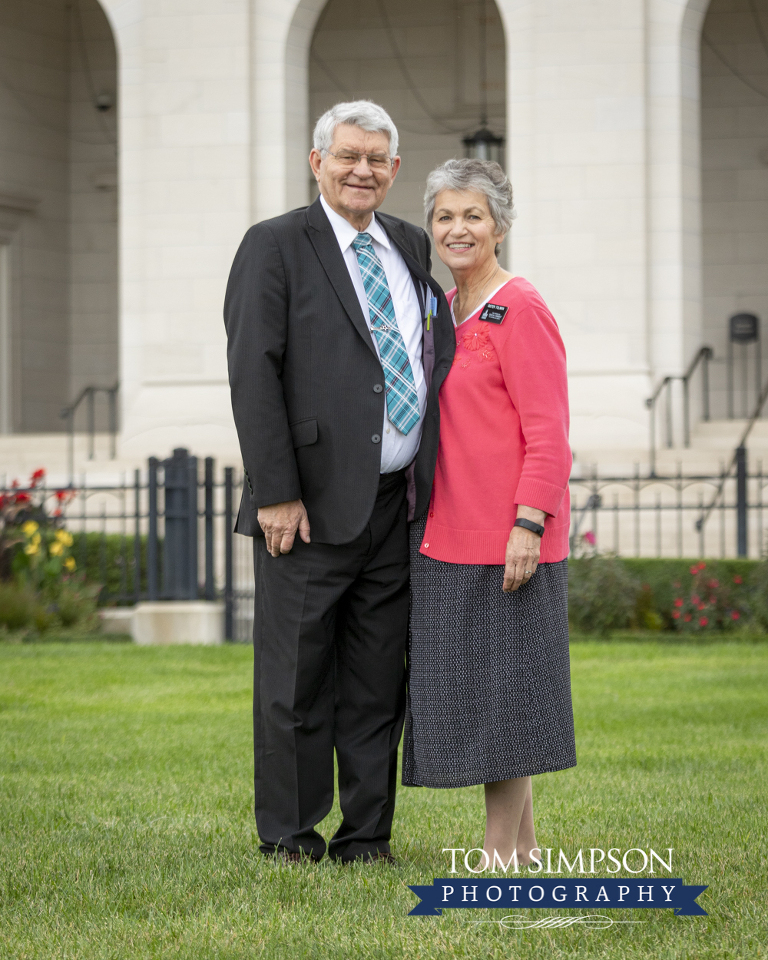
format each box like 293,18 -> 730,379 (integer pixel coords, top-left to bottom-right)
270,849 -> 320,864
336,851 -> 397,865
364,852 -> 397,865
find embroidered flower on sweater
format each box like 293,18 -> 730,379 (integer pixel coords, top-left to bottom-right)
452,326 -> 495,367
461,327 -> 490,352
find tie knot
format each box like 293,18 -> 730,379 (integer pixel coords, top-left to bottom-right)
352,232 -> 373,252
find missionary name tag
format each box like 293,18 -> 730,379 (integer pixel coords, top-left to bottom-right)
479,302 -> 508,324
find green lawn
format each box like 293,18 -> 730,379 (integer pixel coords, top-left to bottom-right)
0,641 -> 765,959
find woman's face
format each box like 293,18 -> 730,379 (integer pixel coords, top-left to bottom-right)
431,189 -> 505,275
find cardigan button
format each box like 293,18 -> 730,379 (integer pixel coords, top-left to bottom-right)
373,383 -> 383,393
429,512 -> 434,517
371,434 -> 381,443
423,542 -> 429,548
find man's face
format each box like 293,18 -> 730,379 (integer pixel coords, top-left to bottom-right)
309,123 -> 401,225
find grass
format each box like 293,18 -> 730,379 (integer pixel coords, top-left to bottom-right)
0,641 -> 766,959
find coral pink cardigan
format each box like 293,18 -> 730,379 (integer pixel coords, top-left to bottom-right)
419,277 -> 571,565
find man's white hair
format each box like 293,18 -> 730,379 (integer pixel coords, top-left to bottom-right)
313,100 -> 399,157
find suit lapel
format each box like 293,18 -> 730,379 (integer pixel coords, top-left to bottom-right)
304,198 -> 377,357
379,216 -> 431,287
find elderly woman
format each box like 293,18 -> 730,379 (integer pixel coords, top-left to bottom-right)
403,159 -> 575,869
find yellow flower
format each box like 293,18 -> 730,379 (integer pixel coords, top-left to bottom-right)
64,557 -> 76,571
22,520 -> 39,536
55,530 -> 74,547
31,533 -> 41,547
49,541 -> 64,556
24,544 -> 39,556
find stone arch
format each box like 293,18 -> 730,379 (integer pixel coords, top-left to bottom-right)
307,0 -> 507,284
0,0 -> 118,434
699,0 -> 768,417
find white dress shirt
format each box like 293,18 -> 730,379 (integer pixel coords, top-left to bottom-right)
320,195 -> 427,473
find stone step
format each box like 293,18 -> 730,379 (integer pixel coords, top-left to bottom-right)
0,434 -> 242,488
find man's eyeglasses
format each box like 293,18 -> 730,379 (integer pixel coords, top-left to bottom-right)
325,151 -> 393,170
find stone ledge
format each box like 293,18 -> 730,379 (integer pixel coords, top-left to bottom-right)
99,607 -> 135,635
132,601 -> 224,646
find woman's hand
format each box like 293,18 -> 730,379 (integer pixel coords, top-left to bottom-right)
503,506 -> 546,592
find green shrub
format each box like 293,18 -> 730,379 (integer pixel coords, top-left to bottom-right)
0,578 -> 100,634
749,560 -> 768,631
566,556 -> 767,636
0,582 -> 41,631
69,533 -> 158,604
568,555 -> 641,635
54,579 -> 101,629
621,558 -> 756,629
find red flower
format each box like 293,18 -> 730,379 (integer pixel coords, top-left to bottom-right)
0,494 -> 6,510
14,492 -> 30,504
698,562 -> 706,571
699,617 -> 708,627
684,614 -> 692,622
707,579 -> 719,589
731,611 -> 740,620
698,603 -> 706,611
689,565 -> 698,575
692,594 -> 700,604
583,531 -> 596,546
708,596 -> 716,604
733,575 -> 743,585
52,508 -> 62,517
30,468 -> 45,487
674,598 -> 683,608
11,479 -> 19,489
672,611 -> 681,620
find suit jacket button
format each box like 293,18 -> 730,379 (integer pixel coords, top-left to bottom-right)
373,383 -> 383,393
371,434 -> 381,443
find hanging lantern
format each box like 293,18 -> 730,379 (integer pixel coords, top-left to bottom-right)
463,0 -> 505,167
462,125 -> 505,165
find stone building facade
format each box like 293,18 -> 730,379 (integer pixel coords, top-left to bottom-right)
1,0 -> 767,475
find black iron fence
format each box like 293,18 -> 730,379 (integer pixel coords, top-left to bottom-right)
570,453 -> 768,560
4,447 -> 768,643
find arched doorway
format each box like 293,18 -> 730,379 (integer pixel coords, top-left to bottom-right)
308,0 -> 506,288
700,0 -> 768,418
0,0 -> 117,434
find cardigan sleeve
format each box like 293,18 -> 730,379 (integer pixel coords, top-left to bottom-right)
493,290 -> 572,517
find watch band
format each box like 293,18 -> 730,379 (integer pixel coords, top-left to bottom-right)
514,517 -> 545,537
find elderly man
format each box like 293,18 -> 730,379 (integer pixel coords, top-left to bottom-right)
224,101 -> 454,863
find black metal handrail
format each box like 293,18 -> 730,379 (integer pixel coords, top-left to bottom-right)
60,383 -> 119,482
646,346 -> 713,475
695,372 -> 768,547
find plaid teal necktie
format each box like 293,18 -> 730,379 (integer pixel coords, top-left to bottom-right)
351,232 -> 421,436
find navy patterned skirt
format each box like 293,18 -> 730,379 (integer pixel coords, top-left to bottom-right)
402,516 -> 577,788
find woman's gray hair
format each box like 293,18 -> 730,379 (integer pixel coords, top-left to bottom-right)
313,101 -> 399,157
424,158 -> 517,235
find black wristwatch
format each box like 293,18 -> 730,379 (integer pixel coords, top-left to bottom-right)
514,518 -> 545,538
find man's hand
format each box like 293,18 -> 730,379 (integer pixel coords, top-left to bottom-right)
502,505 -> 546,592
258,500 -> 310,557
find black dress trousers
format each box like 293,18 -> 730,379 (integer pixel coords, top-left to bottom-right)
252,470 -> 409,861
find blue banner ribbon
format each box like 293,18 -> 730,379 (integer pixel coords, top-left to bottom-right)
408,878 -> 707,916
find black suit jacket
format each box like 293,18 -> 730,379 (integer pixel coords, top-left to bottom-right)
224,196 -> 455,544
